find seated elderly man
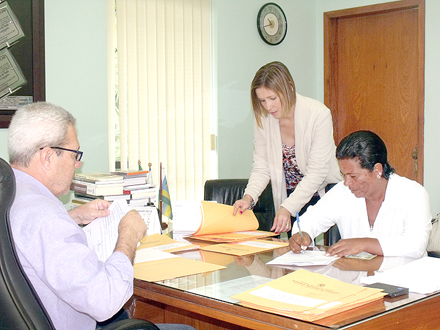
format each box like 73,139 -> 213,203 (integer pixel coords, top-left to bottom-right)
289,130 -> 431,259
8,102 -> 194,330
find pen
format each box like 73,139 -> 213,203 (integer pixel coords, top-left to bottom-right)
296,212 -> 306,253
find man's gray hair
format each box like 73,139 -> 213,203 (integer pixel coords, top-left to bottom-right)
8,102 -> 76,167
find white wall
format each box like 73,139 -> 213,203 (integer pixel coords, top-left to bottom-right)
213,0 -> 318,179
0,0 -> 109,176
45,0 -> 110,175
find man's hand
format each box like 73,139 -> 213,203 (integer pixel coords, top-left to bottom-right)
326,238 -> 383,257
271,207 -> 292,233
114,210 -> 147,263
289,232 -> 312,253
68,199 -> 111,225
233,194 -> 253,215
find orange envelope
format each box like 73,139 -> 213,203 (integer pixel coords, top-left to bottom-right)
134,252 -> 225,282
200,239 -> 289,256
138,233 -> 199,253
193,201 -> 259,236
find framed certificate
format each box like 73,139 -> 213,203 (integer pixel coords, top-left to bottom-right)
0,0 -> 44,128
0,2 -> 25,49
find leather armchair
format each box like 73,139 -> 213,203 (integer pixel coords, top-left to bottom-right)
204,179 -> 275,231
0,158 -> 158,330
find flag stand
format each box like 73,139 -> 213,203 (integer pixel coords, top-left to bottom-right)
159,162 -> 168,231
159,162 -> 163,228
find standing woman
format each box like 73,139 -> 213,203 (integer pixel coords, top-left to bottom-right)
233,61 -> 342,234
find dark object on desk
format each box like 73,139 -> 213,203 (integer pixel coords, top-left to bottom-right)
0,157 -> 158,330
428,251 -> 440,258
204,179 -> 275,231
365,282 -> 409,298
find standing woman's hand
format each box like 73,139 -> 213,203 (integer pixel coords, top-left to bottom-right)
233,194 -> 253,215
271,207 -> 292,233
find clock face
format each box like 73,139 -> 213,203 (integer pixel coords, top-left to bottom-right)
257,3 -> 287,46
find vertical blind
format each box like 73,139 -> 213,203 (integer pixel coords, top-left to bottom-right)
108,0 -> 211,201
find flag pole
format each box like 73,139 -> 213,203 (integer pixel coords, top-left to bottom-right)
159,162 -> 163,228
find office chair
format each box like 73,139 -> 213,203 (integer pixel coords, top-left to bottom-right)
204,179 -> 275,231
0,158 -> 158,330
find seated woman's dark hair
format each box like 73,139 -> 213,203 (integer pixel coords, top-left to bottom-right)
336,130 -> 395,179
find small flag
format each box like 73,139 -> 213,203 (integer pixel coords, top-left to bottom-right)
161,175 -> 173,220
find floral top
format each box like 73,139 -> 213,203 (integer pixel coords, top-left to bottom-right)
283,143 -> 319,197
282,143 -> 303,190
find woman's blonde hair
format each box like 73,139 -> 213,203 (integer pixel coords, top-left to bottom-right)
251,61 -> 296,128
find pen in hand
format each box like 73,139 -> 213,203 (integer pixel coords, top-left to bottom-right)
296,212 -> 306,253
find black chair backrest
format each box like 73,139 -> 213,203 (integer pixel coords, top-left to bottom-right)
204,179 -> 275,231
0,158 -> 55,329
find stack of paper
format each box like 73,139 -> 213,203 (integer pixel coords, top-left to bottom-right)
232,269 -> 386,322
201,239 -> 289,256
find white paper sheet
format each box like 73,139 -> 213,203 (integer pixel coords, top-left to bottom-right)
135,206 -> 161,235
134,248 -> 178,264
360,256 -> 440,294
249,286 -> 328,308
83,199 -> 129,262
267,250 -> 339,267
172,201 -> 202,234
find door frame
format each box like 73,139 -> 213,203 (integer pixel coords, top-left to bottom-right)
323,0 -> 425,183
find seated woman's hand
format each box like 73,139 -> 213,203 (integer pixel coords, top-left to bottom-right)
289,232 -> 312,253
326,238 -> 382,257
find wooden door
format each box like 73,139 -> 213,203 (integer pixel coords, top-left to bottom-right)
324,0 -> 425,183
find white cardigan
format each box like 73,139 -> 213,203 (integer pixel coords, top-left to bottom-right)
244,94 -> 342,216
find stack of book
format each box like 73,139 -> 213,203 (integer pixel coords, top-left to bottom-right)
71,171 -> 159,209
70,172 -> 128,208
111,169 -> 158,208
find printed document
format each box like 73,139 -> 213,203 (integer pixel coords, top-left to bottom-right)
83,200 -> 129,262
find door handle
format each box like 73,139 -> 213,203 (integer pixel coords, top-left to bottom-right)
412,146 -> 418,177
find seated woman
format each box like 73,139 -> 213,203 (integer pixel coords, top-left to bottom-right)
289,130 -> 431,259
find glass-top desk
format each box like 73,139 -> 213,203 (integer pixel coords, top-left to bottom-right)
130,242 -> 440,329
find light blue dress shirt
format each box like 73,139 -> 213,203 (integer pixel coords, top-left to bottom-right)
10,169 -> 134,330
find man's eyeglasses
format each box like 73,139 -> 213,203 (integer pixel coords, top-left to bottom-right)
40,147 -> 83,161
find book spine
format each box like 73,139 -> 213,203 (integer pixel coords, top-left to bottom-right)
70,181 -> 122,196
73,177 -> 99,184
70,181 -> 88,195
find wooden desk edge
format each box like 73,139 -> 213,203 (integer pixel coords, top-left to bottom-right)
133,279 -> 325,330
133,279 -> 440,330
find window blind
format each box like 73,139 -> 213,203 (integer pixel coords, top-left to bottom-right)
109,0 -> 211,201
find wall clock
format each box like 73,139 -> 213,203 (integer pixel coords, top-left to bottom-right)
257,3 -> 287,46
